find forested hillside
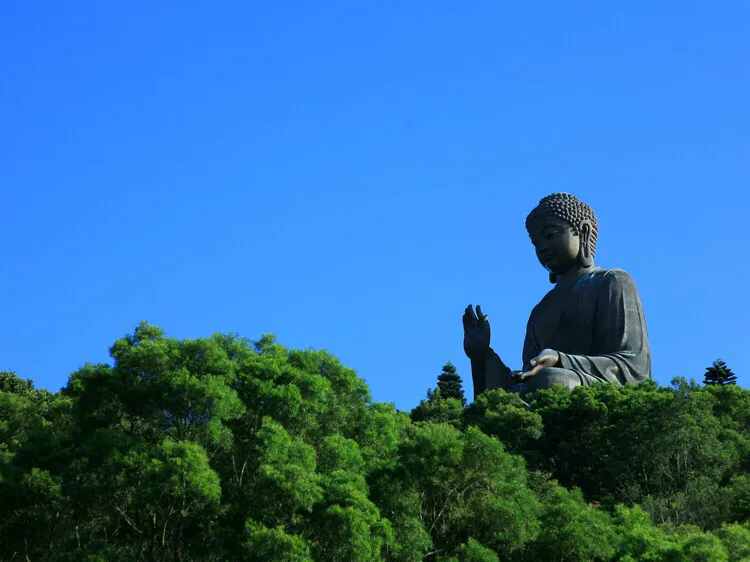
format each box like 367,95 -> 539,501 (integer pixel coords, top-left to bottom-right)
1,323 -> 749,561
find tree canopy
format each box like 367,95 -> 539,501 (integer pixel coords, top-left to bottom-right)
704,359 -> 738,386
0,322 -> 747,561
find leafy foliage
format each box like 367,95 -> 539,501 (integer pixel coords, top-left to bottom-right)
1,325 -> 748,560
411,362 -> 467,426
704,359 -> 737,386
437,362 -> 466,405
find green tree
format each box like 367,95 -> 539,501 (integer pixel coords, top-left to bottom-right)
524,380 -> 740,529
243,521 -> 313,561
611,505 -> 683,561
0,374 -> 74,560
712,523 -> 750,561
0,370 -> 35,397
372,423 -> 540,560
437,362 -> 466,405
668,525 -> 730,562
104,440 -> 222,560
411,363 -> 467,427
704,360 -> 737,386
410,387 -> 464,427
463,389 -> 543,455
440,538 -> 500,562
5,323 -> 750,560
527,481 -> 617,561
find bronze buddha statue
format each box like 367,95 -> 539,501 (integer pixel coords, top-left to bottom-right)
463,193 -> 651,398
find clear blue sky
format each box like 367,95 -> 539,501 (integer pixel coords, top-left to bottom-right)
1,2 -> 748,410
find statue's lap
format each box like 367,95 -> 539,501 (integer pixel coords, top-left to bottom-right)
506,367 -> 596,395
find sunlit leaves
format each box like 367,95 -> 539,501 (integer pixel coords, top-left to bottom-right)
3,325 -> 750,560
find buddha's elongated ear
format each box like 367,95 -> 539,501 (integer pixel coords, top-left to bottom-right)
578,219 -> 594,267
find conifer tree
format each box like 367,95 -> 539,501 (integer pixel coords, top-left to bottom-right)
703,359 -> 737,386
410,362 -> 467,425
437,361 -> 466,405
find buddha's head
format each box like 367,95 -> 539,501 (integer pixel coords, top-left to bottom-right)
525,193 -> 599,281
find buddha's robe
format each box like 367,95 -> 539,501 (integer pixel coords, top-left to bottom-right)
484,266 -> 651,393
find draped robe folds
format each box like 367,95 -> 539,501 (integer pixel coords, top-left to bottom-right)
483,266 -> 651,393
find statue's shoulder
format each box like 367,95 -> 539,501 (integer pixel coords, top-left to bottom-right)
598,267 -> 640,293
572,267 -> 634,294
601,267 -> 637,280
600,267 -> 633,280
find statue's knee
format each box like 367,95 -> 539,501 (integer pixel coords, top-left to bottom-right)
524,367 -> 581,392
531,367 -> 565,389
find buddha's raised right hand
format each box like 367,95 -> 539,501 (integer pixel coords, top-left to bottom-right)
463,304 -> 491,360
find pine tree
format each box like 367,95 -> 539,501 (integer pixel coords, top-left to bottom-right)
437,361 -> 466,405
703,359 -> 737,386
410,362 -> 467,425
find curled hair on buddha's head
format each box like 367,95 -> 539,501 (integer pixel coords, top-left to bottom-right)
525,192 -> 599,257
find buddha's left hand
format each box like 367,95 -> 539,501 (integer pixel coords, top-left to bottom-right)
516,349 -> 560,381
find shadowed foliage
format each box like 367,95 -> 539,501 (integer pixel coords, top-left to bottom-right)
704,359 -> 737,386
0,325 -> 747,560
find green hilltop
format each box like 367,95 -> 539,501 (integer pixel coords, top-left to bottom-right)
1,322 -> 748,561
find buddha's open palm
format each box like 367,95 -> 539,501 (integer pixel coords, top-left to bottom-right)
463,304 -> 490,360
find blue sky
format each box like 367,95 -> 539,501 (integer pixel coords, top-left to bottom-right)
1,2 -> 747,410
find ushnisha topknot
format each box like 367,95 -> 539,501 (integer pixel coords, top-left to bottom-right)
525,193 -> 600,256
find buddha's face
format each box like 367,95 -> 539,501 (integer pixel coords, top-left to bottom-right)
528,216 -> 581,274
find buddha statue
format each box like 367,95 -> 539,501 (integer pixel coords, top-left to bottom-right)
463,193 -> 651,399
